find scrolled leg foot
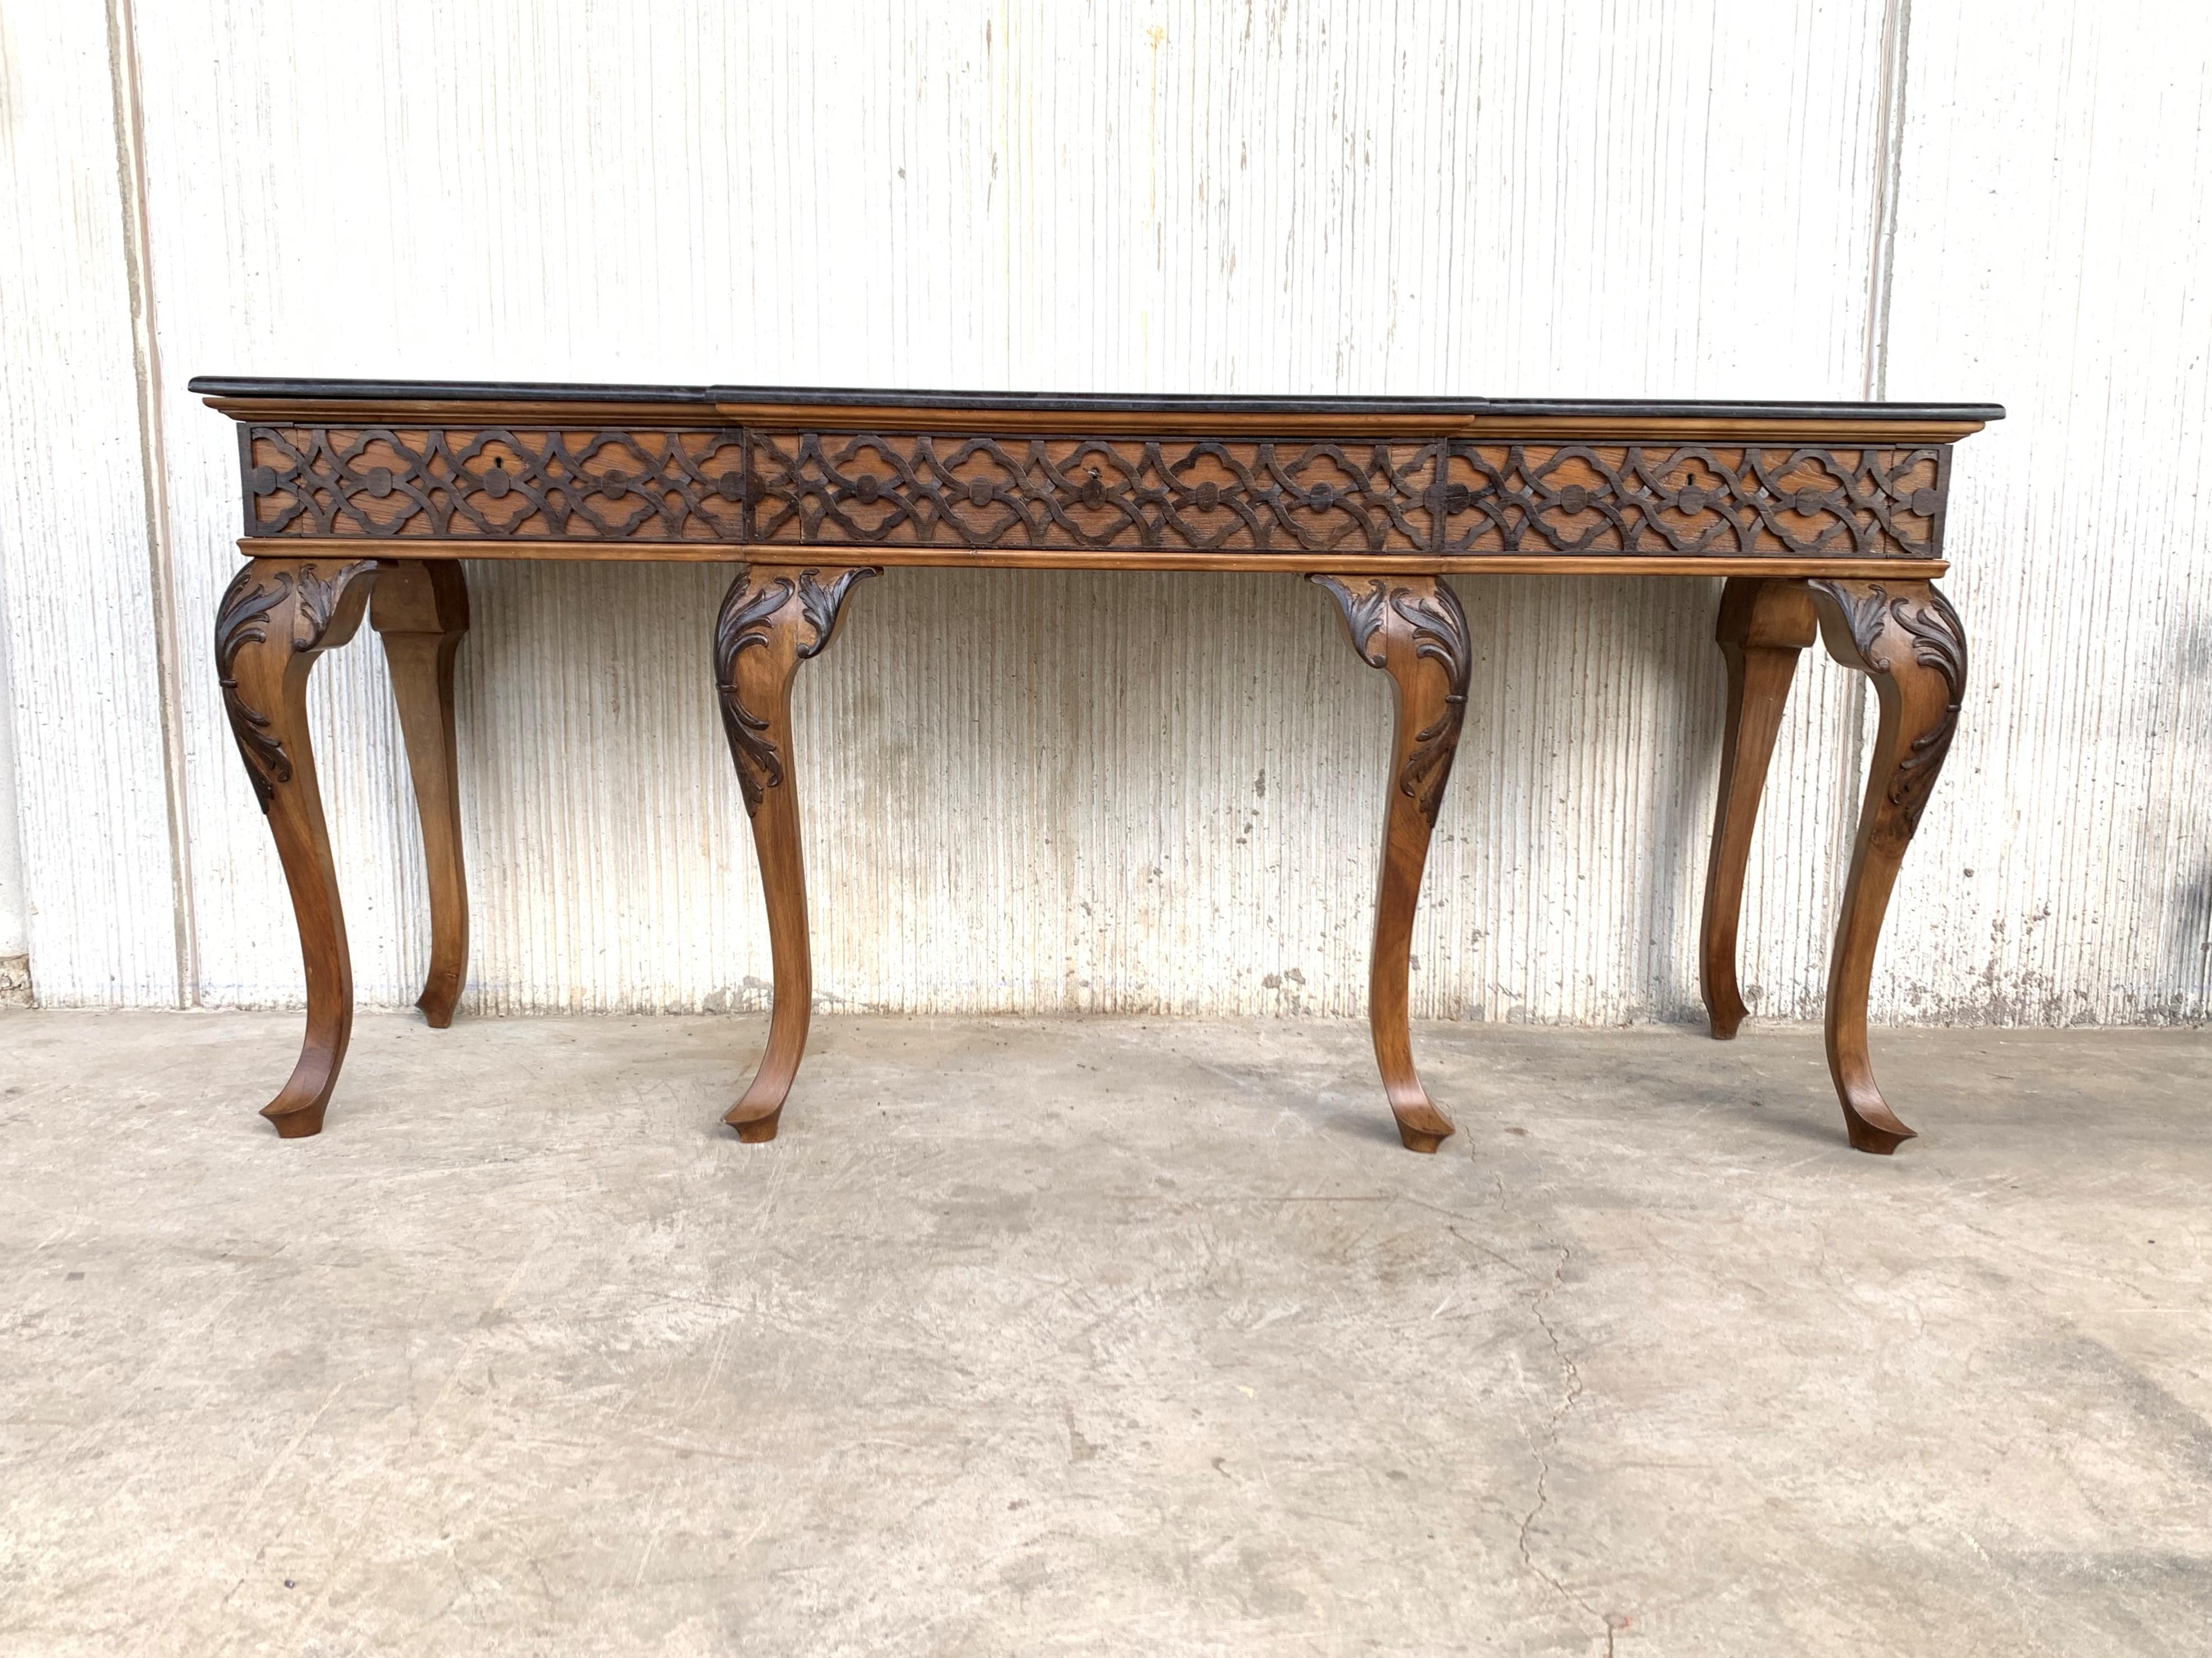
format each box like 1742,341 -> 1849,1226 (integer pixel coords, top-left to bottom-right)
1808,578 -> 1969,1154
1311,573 -> 1471,1154
269,1100 -> 329,1140
216,557 -> 381,1136
1394,1112 -> 1453,1156
715,564 -> 877,1141
1842,1106 -> 1915,1157
728,1103 -> 785,1144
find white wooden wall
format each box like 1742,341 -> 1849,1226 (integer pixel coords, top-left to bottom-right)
1,0 -> 2205,1026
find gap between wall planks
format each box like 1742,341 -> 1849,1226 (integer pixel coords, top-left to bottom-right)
0,4 -> 180,1004
4,0 -> 2206,1025
107,0 -> 197,1007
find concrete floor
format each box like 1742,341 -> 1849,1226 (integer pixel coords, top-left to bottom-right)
1,1011 -> 2207,1656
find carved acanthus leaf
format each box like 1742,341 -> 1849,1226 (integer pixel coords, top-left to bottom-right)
1812,579 -> 1968,832
1390,581 -> 1472,827
1314,575 -> 1471,829
1887,586 -> 1967,828
216,567 -> 293,812
1310,575 -> 1392,668
1811,578 -> 1899,674
794,567 -> 878,660
214,560 -> 377,813
714,574 -> 796,816
290,560 -> 377,649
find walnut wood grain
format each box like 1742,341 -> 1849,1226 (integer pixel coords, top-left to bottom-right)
714,563 -> 878,1141
215,556 -> 380,1136
1808,578 -> 1969,1153
1699,577 -> 1818,1039
1311,573 -> 1471,1153
233,423 -> 1947,561
239,426 -> 748,540
370,561 -> 471,1027
186,379 -> 2000,1153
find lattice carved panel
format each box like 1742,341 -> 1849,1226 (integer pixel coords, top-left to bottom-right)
244,427 -> 750,540
1439,444 -> 1944,558
749,433 -> 1442,553
239,426 -> 1947,558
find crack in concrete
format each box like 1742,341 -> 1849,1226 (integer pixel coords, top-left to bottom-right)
1441,1223 -> 1618,1647
1513,1243 -> 1615,1655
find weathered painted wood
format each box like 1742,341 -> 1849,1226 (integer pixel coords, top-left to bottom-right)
0,624 -> 26,962
6,0 -> 2202,1030
0,1 -> 182,1006
1882,0 -> 2212,1024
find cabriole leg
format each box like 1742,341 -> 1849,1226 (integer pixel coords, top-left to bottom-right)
1807,578 -> 1969,1153
215,557 -> 380,1137
370,560 -> 471,1027
1699,577 -> 1817,1039
1310,573 -> 1471,1154
714,564 -> 878,1142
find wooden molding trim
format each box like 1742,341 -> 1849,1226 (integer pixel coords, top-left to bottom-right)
234,538 -> 1945,578
713,404 -> 1989,444
188,376 -> 2003,444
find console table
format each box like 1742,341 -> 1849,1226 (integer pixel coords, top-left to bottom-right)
191,378 -> 2000,1154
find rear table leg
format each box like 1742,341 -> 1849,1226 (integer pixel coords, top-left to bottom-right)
371,560 -> 471,1028
1699,577 -> 1817,1039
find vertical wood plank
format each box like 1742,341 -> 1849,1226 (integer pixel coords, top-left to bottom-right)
39,0 -> 2189,1035
0,3 -> 181,1006
1880,0 -> 2212,1024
